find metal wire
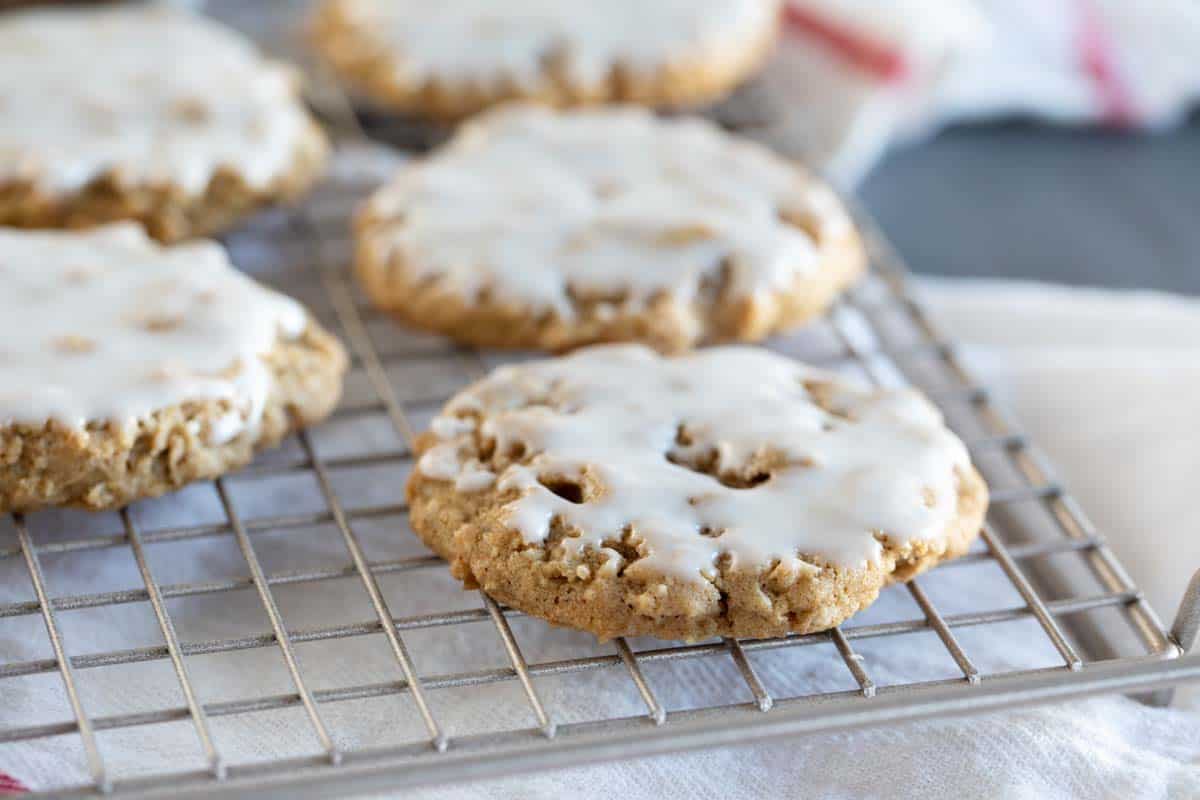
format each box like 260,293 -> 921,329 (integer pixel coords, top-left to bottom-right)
296,428 -> 449,752
13,517 -> 111,794
2,186 -> 1189,786
848,223 -> 1175,658
0,186 -> 1189,794
906,582 -> 980,685
825,287 -> 1084,675
216,479 -> 344,766
724,639 -> 774,712
0,586 -> 1145,693
829,629 -> 876,699
123,510 -> 226,780
481,594 -> 557,739
613,638 -> 667,725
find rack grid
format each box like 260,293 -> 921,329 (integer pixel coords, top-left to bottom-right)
4,8 -> 1200,797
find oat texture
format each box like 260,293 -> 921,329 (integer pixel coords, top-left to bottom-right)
356,106 -> 865,353
406,347 -> 988,641
0,324 -> 347,513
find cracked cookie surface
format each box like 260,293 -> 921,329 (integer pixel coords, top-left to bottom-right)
357,106 -> 865,353
406,345 -> 988,641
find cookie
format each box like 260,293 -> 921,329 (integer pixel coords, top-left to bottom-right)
308,0 -> 781,121
0,6 -> 329,242
406,345 -> 988,642
356,106 -> 865,353
0,224 -> 348,513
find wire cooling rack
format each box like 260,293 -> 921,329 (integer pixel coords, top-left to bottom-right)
4,5 -> 1200,799
3,147 -> 1200,798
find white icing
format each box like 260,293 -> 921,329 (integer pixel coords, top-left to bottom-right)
419,442 -> 470,482
0,6 -> 316,196
360,106 -> 853,319
455,469 -> 497,492
0,224 -> 308,440
430,415 -> 476,438
419,345 -> 973,580
327,0 -> 779,91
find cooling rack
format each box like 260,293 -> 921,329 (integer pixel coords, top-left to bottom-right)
3,147 -> 1200,799
4,5 -> 1200,799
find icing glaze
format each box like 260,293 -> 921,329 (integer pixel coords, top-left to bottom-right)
360,106 -> 853,319
0,224 -> 307,439
325,0 -> 780,91
0,6 -> 315,196
419,345 -> 973,580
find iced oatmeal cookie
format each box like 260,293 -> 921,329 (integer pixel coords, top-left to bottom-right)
356,106 -> 865,353
406,345 -> 988,641
309,0 -> 781,120
0,5 -> 329,242
0,224 -> 347,512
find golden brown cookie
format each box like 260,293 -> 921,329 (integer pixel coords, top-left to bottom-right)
0,225 -> 348,512
356,106 -> 865,354
308,0 -> 781,120
0,6 -> 329,242
406,345 -> 988,642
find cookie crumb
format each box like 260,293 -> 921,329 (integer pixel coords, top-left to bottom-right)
655,224 -> 717,247
921,486 -> 938,508
52,334 -> 96,354
63,265 -> 101,284
172,97 -> 211,124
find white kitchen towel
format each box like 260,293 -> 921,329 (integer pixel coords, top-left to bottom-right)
405,697 -> 1200,800
921,279 -> 1200,625
757,0 -> 1200,184
3,152 -> 1200,797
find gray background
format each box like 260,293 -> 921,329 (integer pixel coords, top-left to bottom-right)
859,115 -> 1200,294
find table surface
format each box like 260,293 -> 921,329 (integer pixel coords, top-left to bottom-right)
859,115 -> 1200,295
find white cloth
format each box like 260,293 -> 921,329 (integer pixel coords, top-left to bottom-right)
757,0 -> 1200,184
921,279 -> 1200,626
411,699 -> 1200,800
2,153 -> 1199,795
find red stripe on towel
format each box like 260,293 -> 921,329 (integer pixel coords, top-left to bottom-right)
0,772 -> 27,796
1076,0 -> 1138,126
781,2 -> 909,82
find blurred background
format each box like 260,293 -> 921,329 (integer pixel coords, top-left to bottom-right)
210,0 -> 1200,291
744,0 -> 1200,292
863,117 -> 1200,292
